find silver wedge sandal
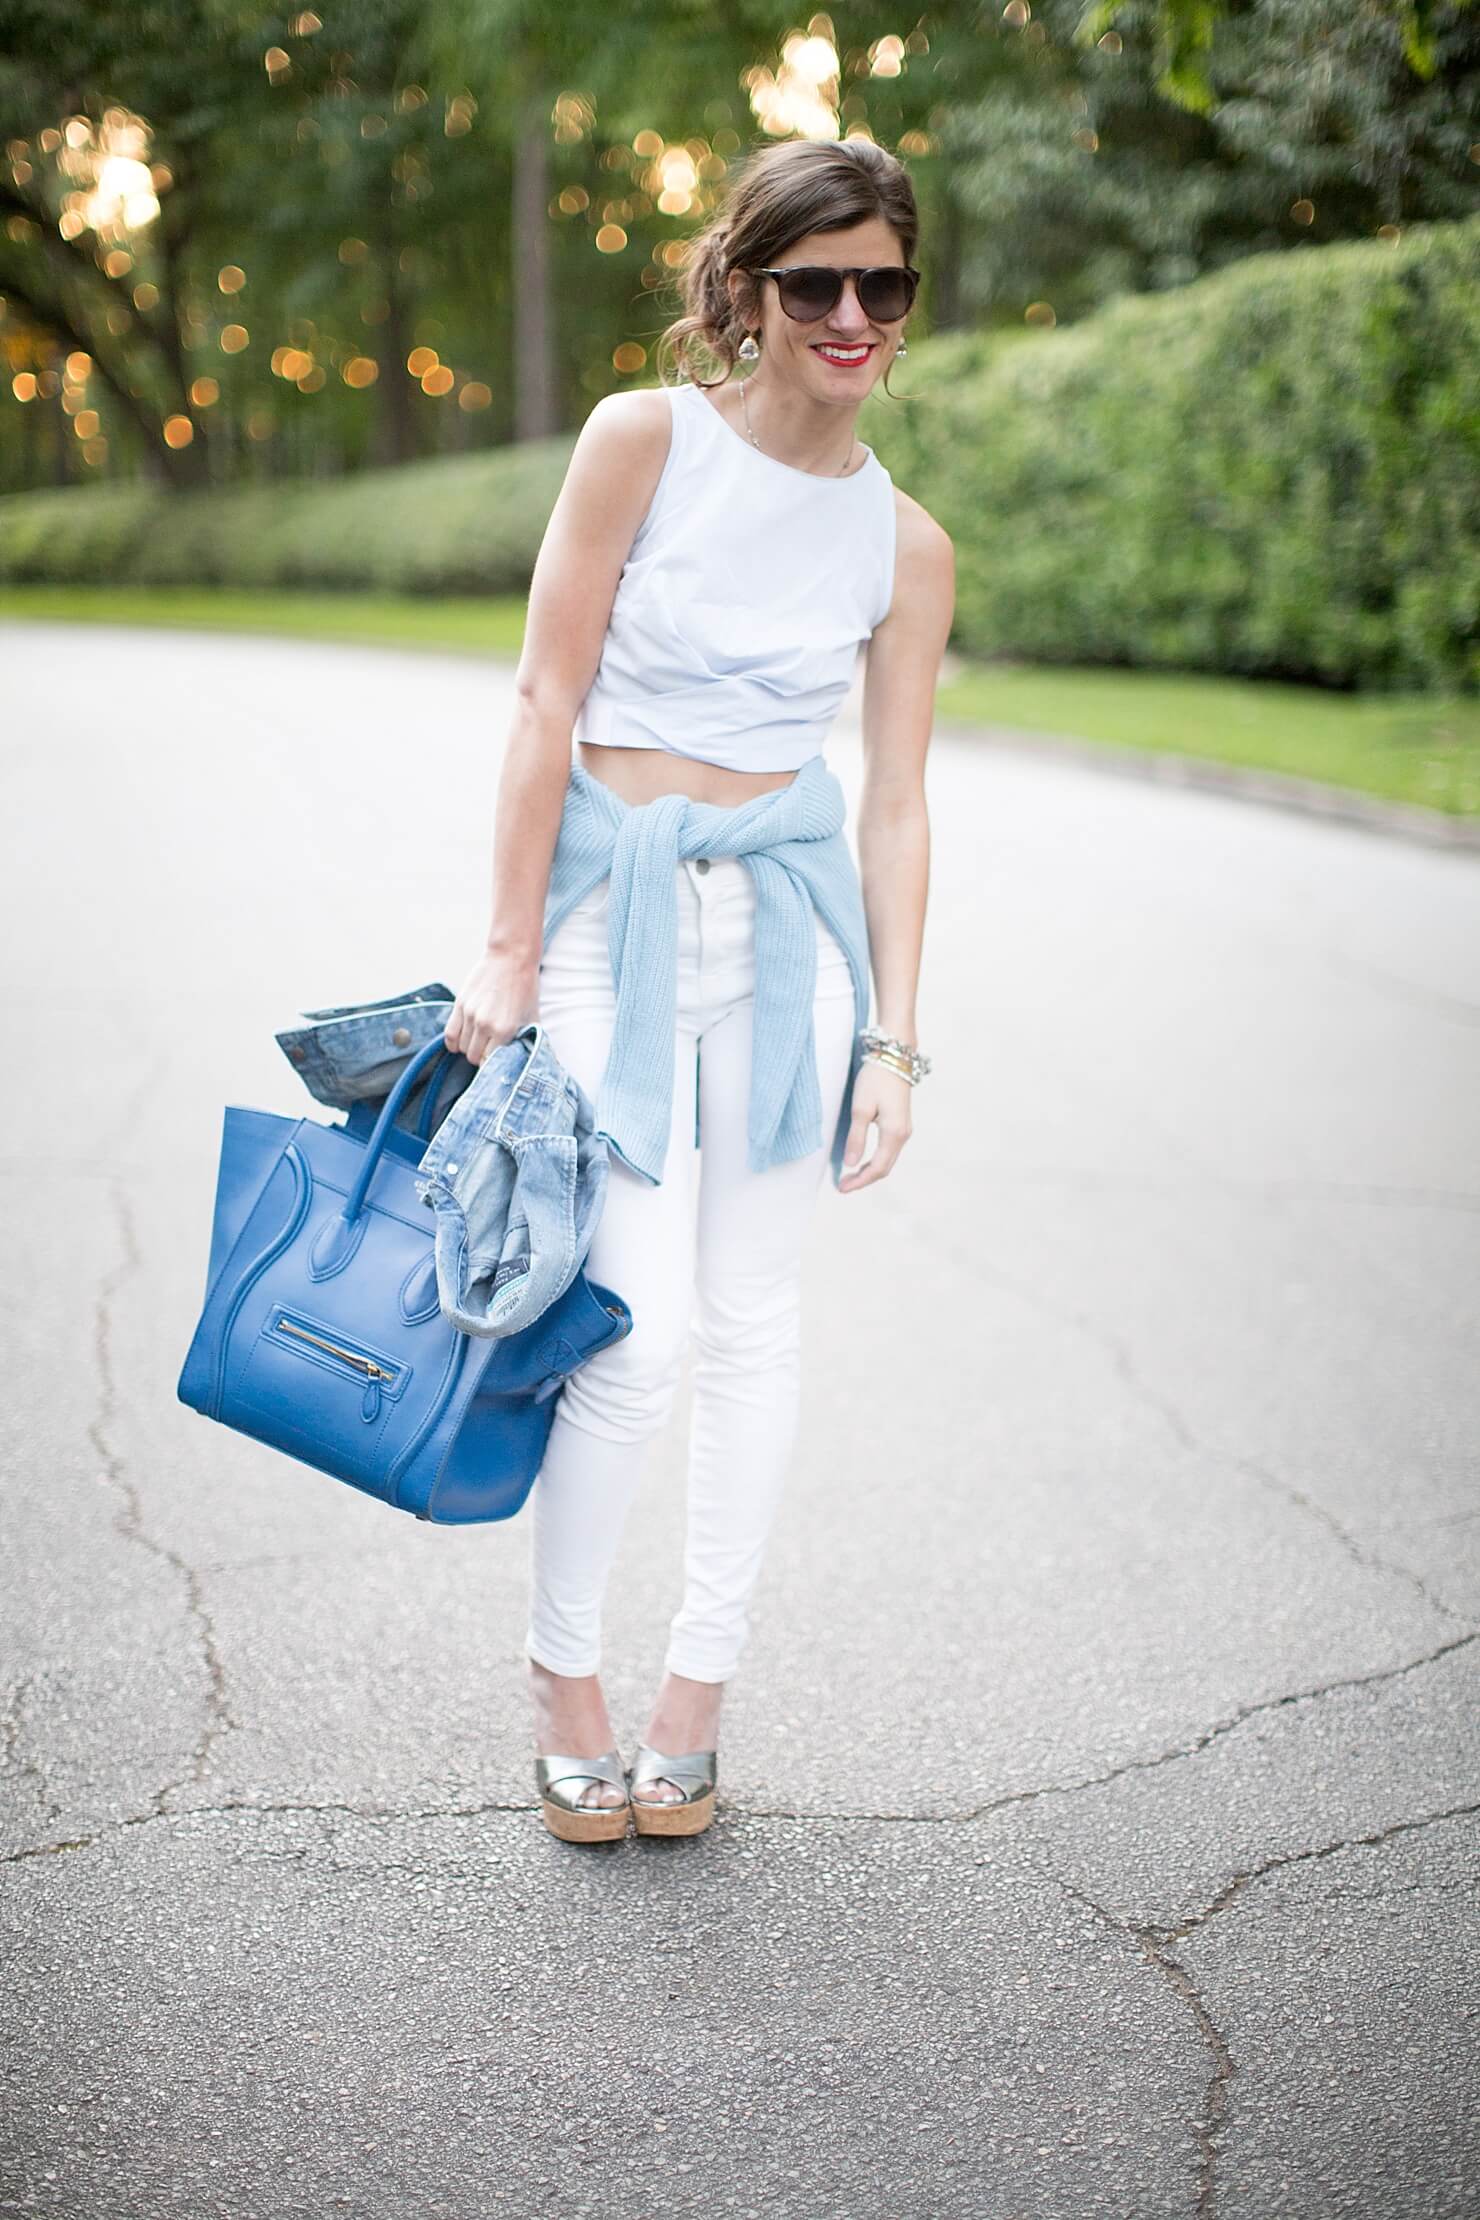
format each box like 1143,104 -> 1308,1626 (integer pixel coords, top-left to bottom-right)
534,1747 -> 632,1843
627,1742 -> 718,1837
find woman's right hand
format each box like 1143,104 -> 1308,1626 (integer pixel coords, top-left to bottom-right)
443,951 -> 541,1069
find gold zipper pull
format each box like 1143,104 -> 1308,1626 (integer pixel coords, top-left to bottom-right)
274,1316 -> 394,1419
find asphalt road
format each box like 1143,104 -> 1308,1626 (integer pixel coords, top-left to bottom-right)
3,623 -> 1477,2220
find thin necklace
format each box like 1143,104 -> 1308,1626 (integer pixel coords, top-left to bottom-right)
739,375 -> 859,477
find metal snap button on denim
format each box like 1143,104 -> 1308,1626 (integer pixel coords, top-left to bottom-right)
392,1026 -> 411,1046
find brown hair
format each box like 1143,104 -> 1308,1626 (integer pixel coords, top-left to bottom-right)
654,137 -> 920,398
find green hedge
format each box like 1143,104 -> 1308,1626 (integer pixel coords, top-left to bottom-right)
0,434 -> 575,597
866,217 -> 1480,693
2,216 -> 1476,688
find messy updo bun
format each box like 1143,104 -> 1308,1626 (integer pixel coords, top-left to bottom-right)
655,137 -> 919,397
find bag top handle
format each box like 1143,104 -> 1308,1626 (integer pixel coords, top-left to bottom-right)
342,1035 -> 451,1225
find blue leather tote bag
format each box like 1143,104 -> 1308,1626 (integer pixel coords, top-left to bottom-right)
177,1036 -> 632,1523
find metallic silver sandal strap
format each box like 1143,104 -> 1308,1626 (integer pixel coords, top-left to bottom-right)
627,1742 -> 717,1801
535,1746 -> 629,1809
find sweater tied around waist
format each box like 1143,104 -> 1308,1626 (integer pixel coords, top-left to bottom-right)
541,755 -> 872,1188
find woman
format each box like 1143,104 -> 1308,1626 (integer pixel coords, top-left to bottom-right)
444,135 -> 954,1842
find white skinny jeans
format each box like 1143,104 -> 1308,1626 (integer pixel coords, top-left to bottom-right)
524,850 -> 858,1683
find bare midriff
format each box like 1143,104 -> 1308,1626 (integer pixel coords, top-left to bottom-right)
575,739 -> 800,809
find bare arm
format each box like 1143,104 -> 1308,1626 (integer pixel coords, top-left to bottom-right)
443,388 -> 673,1066
839,492 -> 955,1193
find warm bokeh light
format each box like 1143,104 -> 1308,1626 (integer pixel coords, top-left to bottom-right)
595,223 -> 627,253
10,372 -> 37,402
133,280 -> 159,311
342,355 -> 379,387
67,111 -> 161,239
162,413 -> 194,447
65,351 -> 92,383
217,265 -> 246,294
1025,300 -> 1056,326
406,345 -> 438,376
458,381 -> 492,410
189,375 -> 220,407
338,237 -> 368,264
72,409 -> 99,438
745,32 -> 841,139
264,46 -> 291,81
612,341 -> 647,374
553,92 -> 594,144
420,363 -> 455,396
219,323 -> 249,353
103,248 -> 133,278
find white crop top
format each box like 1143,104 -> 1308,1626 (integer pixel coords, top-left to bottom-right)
573,378 -> 897,773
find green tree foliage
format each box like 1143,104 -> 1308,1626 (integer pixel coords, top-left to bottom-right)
947,0 -> 1480,320
5,215 -> 1474,692
869,215 -> 1480,692
0,1 -> 511,486
1,3 -> 1474,495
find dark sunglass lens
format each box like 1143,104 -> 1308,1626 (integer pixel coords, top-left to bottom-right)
778,268 -> 843,320
859,269 -> 913,320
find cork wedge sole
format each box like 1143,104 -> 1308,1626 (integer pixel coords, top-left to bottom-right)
540,1795 -> 631,1844
630,1788 -> 716,1837
534,1747 -> 631,1844
627,1742 -> 718,1837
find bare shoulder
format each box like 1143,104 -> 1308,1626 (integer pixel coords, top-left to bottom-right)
877,483 -> 954,637
892,483 -> 954,575
548,384 -> 677,548
573,385 -> 675,472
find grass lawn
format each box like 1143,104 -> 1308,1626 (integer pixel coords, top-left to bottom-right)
938,664 -> 1480,818
4,585 -> 1477,818
0,584 -> 529,658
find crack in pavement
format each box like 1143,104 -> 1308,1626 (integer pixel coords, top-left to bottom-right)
0,1795 -> 553,1866
881,1197 -> 1463,1625
6,1634 -> 1475,1860
0,1676 -> 61,1821
1152,1797 -> 1480,1945
893,1626 -> 1479,1828
1058,1878 -> 1233,2220
88,1180 -> 238,1811
1042,1801 -> 1480,2216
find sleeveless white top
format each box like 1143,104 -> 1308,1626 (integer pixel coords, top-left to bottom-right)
573,379 -> 897,773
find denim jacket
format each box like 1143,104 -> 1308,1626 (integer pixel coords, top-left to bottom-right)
275,990 -> 607,1339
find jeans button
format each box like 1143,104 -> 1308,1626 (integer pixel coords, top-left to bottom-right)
694,857 -> 710,874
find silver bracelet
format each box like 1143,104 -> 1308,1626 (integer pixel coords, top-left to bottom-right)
859,1027 -> 932,1086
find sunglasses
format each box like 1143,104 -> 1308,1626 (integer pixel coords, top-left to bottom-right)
749,263 -> 920,324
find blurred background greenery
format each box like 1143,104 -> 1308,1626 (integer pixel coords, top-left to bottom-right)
1,1 -> 1477,809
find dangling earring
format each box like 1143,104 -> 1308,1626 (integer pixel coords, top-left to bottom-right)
894,337 -> 909,357
737,331 -> 760,362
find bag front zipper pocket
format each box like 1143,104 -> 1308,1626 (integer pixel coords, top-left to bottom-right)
261,1305 -> 409,1422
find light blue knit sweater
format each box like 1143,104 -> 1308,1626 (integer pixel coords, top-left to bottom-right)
542,758 -> 872,1189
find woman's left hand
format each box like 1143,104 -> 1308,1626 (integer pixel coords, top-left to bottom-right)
838,1058 -> 913,1191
